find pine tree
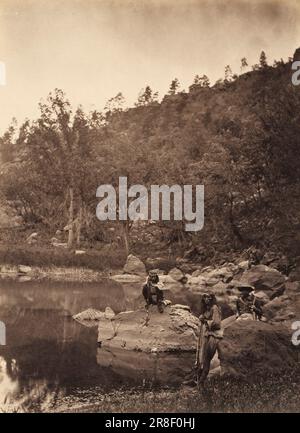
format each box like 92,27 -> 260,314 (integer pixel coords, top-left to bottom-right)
168,78 -> 180,95
224,65 -> 233,82
135,86 -> 157,106
104,92 -> 125,113
259,51 -> 267,68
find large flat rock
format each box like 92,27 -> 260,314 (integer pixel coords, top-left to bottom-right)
97,304 -> 199,352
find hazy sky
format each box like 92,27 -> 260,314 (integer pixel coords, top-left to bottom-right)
0,0 -> 300,133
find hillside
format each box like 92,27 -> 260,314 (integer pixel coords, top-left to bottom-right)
94,55 -> 300,259
0,50 -> 300,266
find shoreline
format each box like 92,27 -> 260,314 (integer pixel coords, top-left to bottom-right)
0,263 -> 112,282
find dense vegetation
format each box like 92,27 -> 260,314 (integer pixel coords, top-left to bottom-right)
1,49 -> 300,262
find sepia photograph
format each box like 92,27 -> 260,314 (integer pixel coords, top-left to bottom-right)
0,0 -> 300,416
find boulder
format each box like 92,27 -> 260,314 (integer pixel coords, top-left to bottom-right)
226,262 -> 239,273
97,304 -> 199,352
145,257 -> 167,269
220,319 -> 297,377
263,293 -> 300,323
91,303 -> 300,380
253,290 -> 270,304
177,264 -> 196,274
73,307 -> 116,328
191,269 -> 202,278
168,267 -> 184,282
201,266 -> 214,273
285,281 -> 300,294
205,277 -> 220,287
73,307 -> 107,322
211,281 -> 229,295
18,265 -> 32,274
158,274 -> 178,285
238,260 -> 249,271
240,265 -> 286,295
150,268 -> 165,275
205,267 -> 234,283
186,275 -> 207,285
123,254 -> 146,276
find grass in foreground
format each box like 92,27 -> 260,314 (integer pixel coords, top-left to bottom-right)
2,369 -> 300,413
56,369 -> 300,413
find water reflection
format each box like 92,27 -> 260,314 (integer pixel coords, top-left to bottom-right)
96,348 -> 194,386
0,277 -> 198,410
0,357 -> 19,406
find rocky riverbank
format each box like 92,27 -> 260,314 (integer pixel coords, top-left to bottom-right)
74,253 -> 300,380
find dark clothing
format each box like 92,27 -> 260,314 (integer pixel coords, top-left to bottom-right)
236,294 -> 263,319
200,304 -> 222,336
142,282 -> 164,310
198,335 -> 221,384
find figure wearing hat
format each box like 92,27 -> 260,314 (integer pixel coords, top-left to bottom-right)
236,284 -> 263,320
142,270 -> 165,313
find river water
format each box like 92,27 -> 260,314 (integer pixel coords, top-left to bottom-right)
0,276 -> 197,411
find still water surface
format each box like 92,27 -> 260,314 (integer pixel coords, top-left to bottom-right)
0,277 -> 196,410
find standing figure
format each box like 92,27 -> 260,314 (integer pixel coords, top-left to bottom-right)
142,270 -> 164,313
196,292 -> 223,386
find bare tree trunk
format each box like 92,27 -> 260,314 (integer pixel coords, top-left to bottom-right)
76,201 -> 83,247
121,221 -> 130,256
67,187 -> 74,249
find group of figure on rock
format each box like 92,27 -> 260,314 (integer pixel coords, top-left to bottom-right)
141,264 -> 265,388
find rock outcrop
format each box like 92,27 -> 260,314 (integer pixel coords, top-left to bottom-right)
263,281 -> 300,323
123,254 -> 146,276
76,259 -> 300,381
240,264 -> 286,296
97,304 -> 199,352
168,267 -> 185,282
220,320 -> 297,377
95,306 -> 298,379
18,265 -> 32,274
74,306 -> 115,324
